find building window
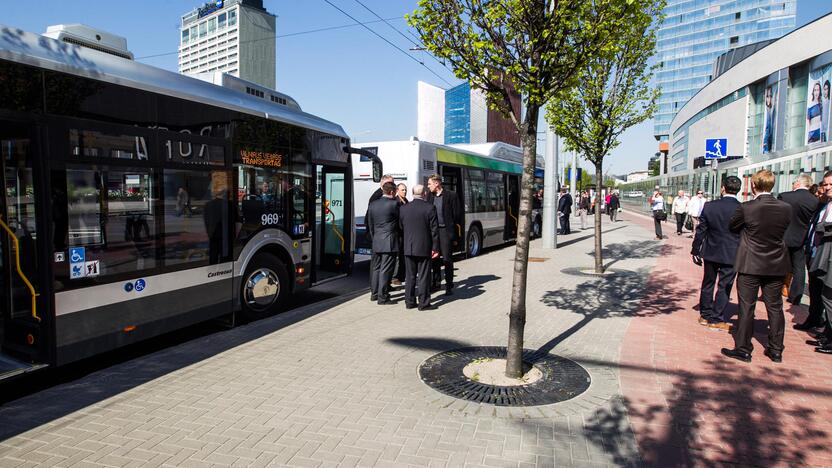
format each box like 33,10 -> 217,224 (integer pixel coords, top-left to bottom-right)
208,17 -> 217,34
190,26 -> 197,42
229,9 -> 237,26
181,29 -> 189,44
729,36 -> 739,45
218,12 -> 227,29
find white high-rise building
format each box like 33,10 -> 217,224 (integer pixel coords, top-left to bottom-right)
178,0 -> 276,89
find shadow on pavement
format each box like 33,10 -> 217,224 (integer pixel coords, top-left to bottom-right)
385,337 -> 473,352
0,286 -> 368,441
556,224 -> 629,249
594,240 -> 681,270
433,274 -> 501,306
567,356 -> 830,466
538,267 -> 692,355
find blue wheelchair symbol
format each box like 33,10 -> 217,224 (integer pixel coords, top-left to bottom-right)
69,247 -> 85,264
134,279 -> 146,292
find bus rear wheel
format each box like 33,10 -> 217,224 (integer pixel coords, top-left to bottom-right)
240,252 -> 289,320
467,226 -> 482,257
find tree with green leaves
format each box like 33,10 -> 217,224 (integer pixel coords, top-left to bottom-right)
409,0 -> 649,378
547,0 -> 663,274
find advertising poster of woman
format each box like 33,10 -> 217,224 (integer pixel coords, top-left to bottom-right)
762,84 -> 777,153
807,63 -> 832,144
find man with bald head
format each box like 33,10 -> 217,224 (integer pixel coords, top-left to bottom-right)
779,173 -> 820,305
399,184 -> 440,310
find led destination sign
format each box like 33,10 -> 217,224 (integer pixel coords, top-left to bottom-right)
240,150 -> 283,167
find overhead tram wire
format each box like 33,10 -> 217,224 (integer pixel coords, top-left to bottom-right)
351,0 -> 451,72
136,16 -> 404,61
320,0 -> 454,88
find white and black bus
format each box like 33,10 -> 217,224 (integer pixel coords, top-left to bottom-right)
352,139 -> 543,257
0,24 -> 380,379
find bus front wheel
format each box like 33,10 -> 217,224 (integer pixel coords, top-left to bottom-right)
240,252 -> 289,320
467,226 -> 482,257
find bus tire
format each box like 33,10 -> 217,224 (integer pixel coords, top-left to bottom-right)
240,252 -> 289,320
467,226 -> 482,258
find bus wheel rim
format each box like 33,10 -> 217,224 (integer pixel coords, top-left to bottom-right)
244,268 -> 280,311
469,231 -> 479,255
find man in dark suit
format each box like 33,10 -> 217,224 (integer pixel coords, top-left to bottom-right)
722,169 -> 792,363
399,184 -> 440,310
691,176 -> 742,331
557,187 -> 573,234
426,174 -> 463,295
368,174 -> 394,205
778,174 -> 819,305
366,182 -> 400,305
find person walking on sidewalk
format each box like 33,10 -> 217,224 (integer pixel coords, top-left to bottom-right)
427,174 -> 463,295
722,169 -> 792,363
692,176 -> 741,331
671,190 -> 689,235
778,174 -> 819,305
649,187 -> 665,240
366,182 -> 400,305
398,184 -> 440,311
806,171 -> 832,354
557,187 -> 573,234
578,191 -> 590,229
608,191 -> 621,222
687,190 -> 705,237
391,183 -> 409,287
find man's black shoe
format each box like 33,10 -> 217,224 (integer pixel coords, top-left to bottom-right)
418,304 -> 437,311
763,349 -> 782,363
794,321 -> 820,331
405,304 -> 417,310
808,335 -> 831,347
370,295 -> 378,302
814,343 -> 832,354
445,289 -> 453,296
721,348 -> 751,362
377,299 -> 395,305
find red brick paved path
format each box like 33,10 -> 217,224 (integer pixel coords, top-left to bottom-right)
619,211 -> 832,467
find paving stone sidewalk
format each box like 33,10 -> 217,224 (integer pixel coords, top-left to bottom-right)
0,216 -> 659,468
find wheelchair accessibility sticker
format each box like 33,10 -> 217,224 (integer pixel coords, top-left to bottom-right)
69,247 -> 86,279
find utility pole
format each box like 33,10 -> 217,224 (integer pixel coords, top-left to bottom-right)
569,150 -> 578,201
542,127 -> 558,249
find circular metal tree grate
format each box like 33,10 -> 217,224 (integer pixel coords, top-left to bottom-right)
418,346 -> 591,407
560,267 -> 625,277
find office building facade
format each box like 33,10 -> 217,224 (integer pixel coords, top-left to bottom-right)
655,0 -> 797,171
417,81 -> 519,146
179,0 -> 276,89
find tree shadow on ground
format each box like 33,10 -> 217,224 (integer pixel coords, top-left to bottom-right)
591,239 -> 681,270
569,357 -> 830,467
384,337 -> 472,352
557,224 -> 629,249
433,274 -> 501,306
538,267 -> 693,354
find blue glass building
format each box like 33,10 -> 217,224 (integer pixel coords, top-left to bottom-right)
444,82 -> 471,144
655,0 -> 797,156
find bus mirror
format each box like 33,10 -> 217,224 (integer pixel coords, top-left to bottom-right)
372,159 -> 383,183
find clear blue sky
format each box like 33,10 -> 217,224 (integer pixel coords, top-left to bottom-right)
4,0 -> 832,174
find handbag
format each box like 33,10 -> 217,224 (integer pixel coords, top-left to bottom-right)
654,209 -> 667,221
684,216 -> 693,231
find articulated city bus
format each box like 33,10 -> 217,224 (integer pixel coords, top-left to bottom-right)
0,25 -> 379,379
352,139 -> 543,257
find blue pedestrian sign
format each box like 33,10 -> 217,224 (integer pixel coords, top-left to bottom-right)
705,139 -> 728,159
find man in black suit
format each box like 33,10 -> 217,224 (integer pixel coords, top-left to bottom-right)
778,174 -> 819,305
557,187 -> 573,234
722,169 -> 792,363
366,182 -> 400,305
399,184 -> 440,310
368,174 -> 394,205
691,176 -> 742,331
426,174 -> 463,295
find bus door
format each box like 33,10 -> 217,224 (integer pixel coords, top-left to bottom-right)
0,121 -> 48,379
506,174 -> 520,240
314,165 -> 351,282
439,165 -> 465,250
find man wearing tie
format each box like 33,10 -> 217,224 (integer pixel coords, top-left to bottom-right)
722,170 -> 792,363
366,182 -> 400,305
691,176 -> 742,331
398,184 -> 440,310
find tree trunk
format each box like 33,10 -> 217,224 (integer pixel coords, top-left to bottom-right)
594,162 -> 604,274
505,106 -> 539,378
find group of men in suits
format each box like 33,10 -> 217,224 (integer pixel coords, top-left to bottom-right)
365,174 -> 463,310
692,169 -> 832,363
